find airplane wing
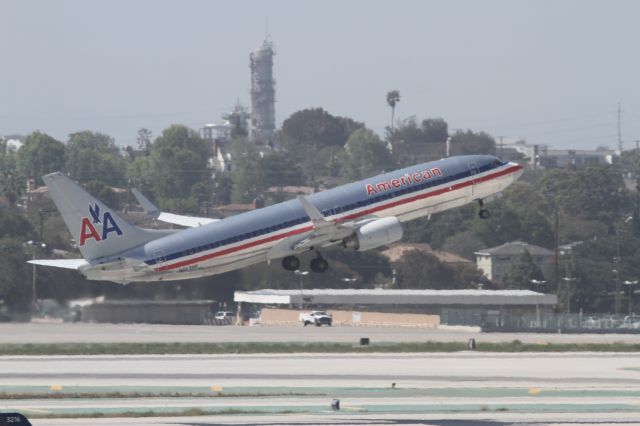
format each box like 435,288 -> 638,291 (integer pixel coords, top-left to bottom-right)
131,188 -> 219,228
28,259 -> 89,270
267,195 -> 374,259
292,195 -> 353,250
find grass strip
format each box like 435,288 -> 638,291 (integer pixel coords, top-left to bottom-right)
1,340 -> 640,355
26,408 -> 297,419
0,391 -> 319,399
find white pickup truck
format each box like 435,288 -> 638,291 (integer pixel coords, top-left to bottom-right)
299,311 -> 332,327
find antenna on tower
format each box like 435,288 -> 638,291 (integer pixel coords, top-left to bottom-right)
265,17 -> 270,41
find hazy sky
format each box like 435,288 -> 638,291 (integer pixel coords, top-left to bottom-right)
2,0 -> 639,150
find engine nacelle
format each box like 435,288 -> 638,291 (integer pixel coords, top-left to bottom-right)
343,216 -> 403,251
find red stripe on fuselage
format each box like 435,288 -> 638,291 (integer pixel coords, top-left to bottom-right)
156,164 -> 522,272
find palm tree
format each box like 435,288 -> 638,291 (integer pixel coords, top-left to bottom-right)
386,90 -> 401,131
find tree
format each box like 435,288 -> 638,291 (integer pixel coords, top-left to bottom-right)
17,132 -> 65,185
127,155 -> 155,196
501,250 -> 544,289
442,231 -> 484,260
386,90 -> 400,130
470,201 -> 553,249
536,165 -> 628,224
65,131 -> 127,186
0,208 -> 34,240
393,250 -> 486,289
278,108 -> 364,182
340,128 -> 395,180
394,250 -> 454,289
0,170 -> 23,207
279,108 -> 363,152
148,125 -> 210,211
0,238 -> 31,313
258,152 -> 305,188
230,137 -> 265,203
83,181 -> 120,210
386,116 -> 424,144
421,118 -> 448,143
136,128 -> 153,153
449,130 -> 496,156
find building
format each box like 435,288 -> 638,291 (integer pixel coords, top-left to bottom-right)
234,288 -> 557,328
539,147 -> 617,168
201,103 -> 251,176
475,241 -> 554,283
249,37 -> 276,147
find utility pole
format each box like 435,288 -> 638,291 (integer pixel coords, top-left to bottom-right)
554,204 -> 560,294
635,174 -> 640,238
623,280 -> 639,316
614,225 -> 622,314
617,102 -> 623,154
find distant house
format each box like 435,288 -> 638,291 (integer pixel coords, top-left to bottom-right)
475,241 -> 554,283
5,138 -> 24,152
209,140 -> 233,175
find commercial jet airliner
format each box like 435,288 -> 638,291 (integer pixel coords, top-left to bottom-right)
30,155 -> 523,283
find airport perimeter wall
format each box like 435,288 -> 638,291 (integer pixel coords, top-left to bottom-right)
259,308 -> 440,328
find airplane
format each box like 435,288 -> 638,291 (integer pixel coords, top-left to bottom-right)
30,155 -> 523,283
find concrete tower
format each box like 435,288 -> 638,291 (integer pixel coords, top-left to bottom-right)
249,37 -> 276,147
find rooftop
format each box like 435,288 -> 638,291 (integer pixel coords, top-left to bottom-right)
381,243 -> 471,264
475,241 -> 554,257
235,288 -> 557,306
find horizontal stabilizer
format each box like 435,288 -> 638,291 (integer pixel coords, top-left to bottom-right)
28,259 -> 89,270
156,212 -> 218,228
132,188 -> 218,227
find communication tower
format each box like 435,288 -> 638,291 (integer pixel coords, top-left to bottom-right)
249,37 -> 276,147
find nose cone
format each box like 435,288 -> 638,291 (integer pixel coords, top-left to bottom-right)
508,162 -> 524,181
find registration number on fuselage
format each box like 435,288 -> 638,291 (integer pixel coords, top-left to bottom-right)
178,264 -> 199,273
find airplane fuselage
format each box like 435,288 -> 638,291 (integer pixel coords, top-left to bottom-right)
82,155 -> 523,282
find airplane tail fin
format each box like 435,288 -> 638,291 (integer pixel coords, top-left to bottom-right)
43,172 -> 166,262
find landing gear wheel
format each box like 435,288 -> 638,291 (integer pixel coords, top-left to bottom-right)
310,256 -> 329,273
476,199 -> 490,219
282,256 -> 300,271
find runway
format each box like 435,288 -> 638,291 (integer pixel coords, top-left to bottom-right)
2,324 -> 640,424
2,322 -> 640,344
2,352 -> 640,425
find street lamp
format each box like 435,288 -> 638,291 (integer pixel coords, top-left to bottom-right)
561,277 -> 577,314
294,270 -> 309,309
530,279 -> 547,327
623,280 -> 639,316
26,240 -> 46,317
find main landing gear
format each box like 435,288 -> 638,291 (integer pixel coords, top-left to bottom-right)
281,255 -> 300,271
310,253 -> 329,273
477,199 -> 490,219
281,252 -> 329,273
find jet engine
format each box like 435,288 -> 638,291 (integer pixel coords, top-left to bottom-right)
343,216 -> 403,251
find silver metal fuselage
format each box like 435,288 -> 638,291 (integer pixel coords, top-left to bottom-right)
82,155 -> 523,282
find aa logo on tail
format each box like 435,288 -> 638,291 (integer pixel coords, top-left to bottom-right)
79,203 -> 123,246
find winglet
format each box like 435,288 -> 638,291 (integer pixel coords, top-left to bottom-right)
297,195 -> 328,226
131,188 -> 161,219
